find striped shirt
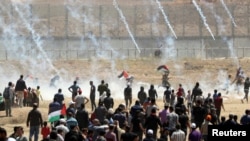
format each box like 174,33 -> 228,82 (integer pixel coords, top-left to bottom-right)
171,129 -> 186,141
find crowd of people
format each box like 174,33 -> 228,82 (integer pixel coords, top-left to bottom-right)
0,73 -> 250,141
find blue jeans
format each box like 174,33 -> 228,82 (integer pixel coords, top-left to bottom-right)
29,126 -> 40,141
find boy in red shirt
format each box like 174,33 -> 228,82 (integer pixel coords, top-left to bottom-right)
41,121 -> 50,140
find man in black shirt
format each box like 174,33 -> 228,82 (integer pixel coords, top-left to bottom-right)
26,103 -> 43,141
242,77 -> 250,103
76,103 -> 89,130
89,81 -> 96,111
124,84 -> 132,109
103,92 -> 114,110
148,84 -> 158,100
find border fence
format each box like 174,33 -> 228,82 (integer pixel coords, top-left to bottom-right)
0,1 -> 249,60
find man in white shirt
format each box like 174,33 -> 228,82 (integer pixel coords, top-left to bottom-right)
74,90 -> 89,111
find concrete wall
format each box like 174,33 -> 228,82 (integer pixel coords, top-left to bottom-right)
0,2 -> 249,60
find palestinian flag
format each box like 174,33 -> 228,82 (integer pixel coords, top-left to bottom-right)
157,65 -> 169,73
48,103 -> 66,122
118,70 -> 129,79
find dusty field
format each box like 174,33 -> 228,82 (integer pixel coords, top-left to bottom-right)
0,0 -> 249,140
0,58 -> 250,140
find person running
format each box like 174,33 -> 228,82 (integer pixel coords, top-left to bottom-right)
68,81 -> 81,101
15,75 -> 27,108
242,77 -> 250,103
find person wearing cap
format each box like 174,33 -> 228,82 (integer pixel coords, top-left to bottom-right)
171,124 -> 185,141
55,118 -> 69,138
26,103 -> 43,141
142,129 -> 155,141
200,115 -> 212,141
188,123 -> 202,141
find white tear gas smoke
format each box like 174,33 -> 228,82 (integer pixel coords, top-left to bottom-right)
155,0 -> 177,39
206,3 -> 239,67
192,0 -> 215,40
113,0 -> 141,53
220,0 -> 237,27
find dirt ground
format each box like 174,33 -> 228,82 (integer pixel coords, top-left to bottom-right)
0,58 -> 250,140
0,0 -> 249,140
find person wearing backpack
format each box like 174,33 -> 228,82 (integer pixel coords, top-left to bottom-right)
3,82 -> 14,117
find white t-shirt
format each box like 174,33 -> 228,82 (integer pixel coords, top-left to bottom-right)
7,137 -> 16,141
74,95 -> 86,108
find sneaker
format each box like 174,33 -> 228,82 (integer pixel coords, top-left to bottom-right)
241,99 -> 244,103
9,115 -> 12,117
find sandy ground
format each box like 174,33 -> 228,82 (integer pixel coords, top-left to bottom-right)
0,0 -> 249,140
0,58 -> 250,140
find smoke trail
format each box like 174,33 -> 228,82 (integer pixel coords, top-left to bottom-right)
220,0 -> 237,27
113,0 -> 141,53
192,0 -> 215,40
206,3 -> 239,67
155,0 -> 177,39
11,3 -> 59,74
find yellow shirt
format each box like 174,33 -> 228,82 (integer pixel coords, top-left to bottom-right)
36,89 -> 43,100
